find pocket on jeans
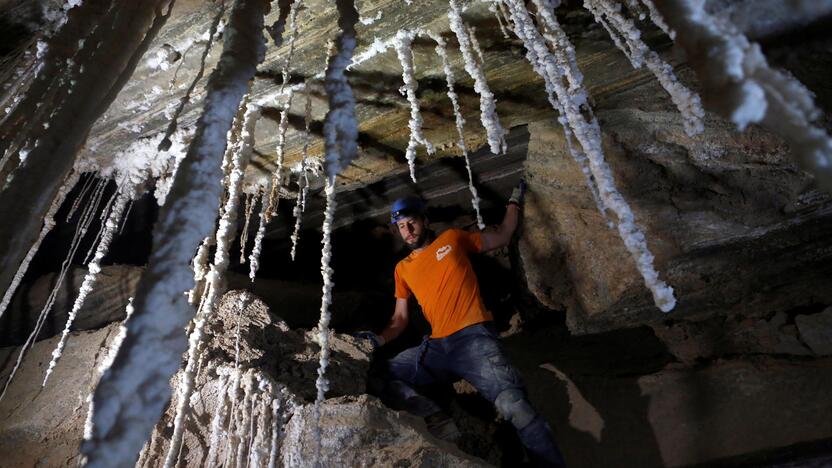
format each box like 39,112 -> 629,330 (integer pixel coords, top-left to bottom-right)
484,346 -> 523,388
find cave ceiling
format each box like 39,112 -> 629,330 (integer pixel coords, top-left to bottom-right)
81,0 -> 680,194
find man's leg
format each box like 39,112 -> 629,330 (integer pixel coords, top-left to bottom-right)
377,341 -> 446,417
449,325 -> 567,467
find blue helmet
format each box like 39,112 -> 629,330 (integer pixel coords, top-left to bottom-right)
390,196 -> 426,224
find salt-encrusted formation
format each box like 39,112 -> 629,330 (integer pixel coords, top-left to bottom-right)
311,179 -> 338,460
0,173 -> 111,401
81,0 -> 269,464
429,31 -> 485,230
394,29 -> 436,182
248,183 -> 271,282
41,191 -> 131,387
266,89 -> 294,220
135,291 -> 377,467
501,0 -> 677,312
581,0 -> 704,136
448,0 -> 508,156
239,192 -> 256,263
163,98 -> 259,467
0,170 -> 79,322
651,0 -> 832,190
322,0 -> 360,179
290,91 -> 314,260
0,1 -> 828,466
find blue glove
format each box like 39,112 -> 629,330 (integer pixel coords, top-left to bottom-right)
509,179 -> 526,206
353,331 -> 385,349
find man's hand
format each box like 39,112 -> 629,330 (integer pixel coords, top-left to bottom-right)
354,331 -> 386,349
508,179 -> 526,207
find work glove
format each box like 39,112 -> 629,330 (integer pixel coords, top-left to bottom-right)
508,179 -> 526,207
353,331 -> 385,349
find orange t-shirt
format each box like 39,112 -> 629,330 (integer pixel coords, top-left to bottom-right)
394,229 -> 492,338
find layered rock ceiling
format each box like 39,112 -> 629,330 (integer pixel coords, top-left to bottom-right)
1,0 -> 832,467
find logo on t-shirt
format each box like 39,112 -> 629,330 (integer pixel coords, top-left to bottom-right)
436,244 -> 452,261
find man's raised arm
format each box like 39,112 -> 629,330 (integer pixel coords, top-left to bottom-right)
481,180 -> 525,252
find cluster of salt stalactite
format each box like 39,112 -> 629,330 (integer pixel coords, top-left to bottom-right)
500,0 -> 676,312
429,32 -> 485,230
41,189 -> 133,386
394,30 -> 436,182
513,0 -> 609,224
163,100 -> 260,467
264,0 -> 303,221
448,0 -> 507,155
650,0 -> 832,191
290,91 -> 314,260
0,170 -> 79,321
582,0 -> 704,136
203,367 -> 294,468
82,0 -> 269,463
0,175 -> 112,402
1,128 -> 199,375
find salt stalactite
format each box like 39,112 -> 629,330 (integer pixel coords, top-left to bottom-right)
247,184 -> 270,281
501,0 -> 676,312
582,0 -> 704,136
158,2 -> 226,152
247,383 -> 271,467
82,0 -> 268,463
0,173 -> 105,402
639,0 -> 674,39
206,373 -> 231,467
267,89 -> 294,219
466,25 -> 487,65
189,236 -> 214,305
66,173 -> 97,222
42,190 -> 132,386
163,101 -> 259,468
528,0 -> 584,93
267,397 -> 282,468
312,178 -> 337,460
430,32 -> 485,230
219,368 -> 243,466
0,170 -> 79,321
322,0 -> 360,179
448,0 -> 507,155
289,168 -> 310,261
239,193 -> 255,263
290,91 -> 313,260
235,373 -> 255,466
487,1 -> 512,39
84,298 -> 135,441
651,0 -> 832,191
279,0 -> 303,95
394,30 -> 436,182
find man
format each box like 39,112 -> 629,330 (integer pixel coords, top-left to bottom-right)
359,184 -> 567,467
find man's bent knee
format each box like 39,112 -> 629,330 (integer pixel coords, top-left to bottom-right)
494,388 -> 536,430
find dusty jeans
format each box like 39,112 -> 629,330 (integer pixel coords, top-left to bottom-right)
379,322 -> 566,467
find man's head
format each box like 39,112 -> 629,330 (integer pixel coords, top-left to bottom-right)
390,196 -> 431,250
